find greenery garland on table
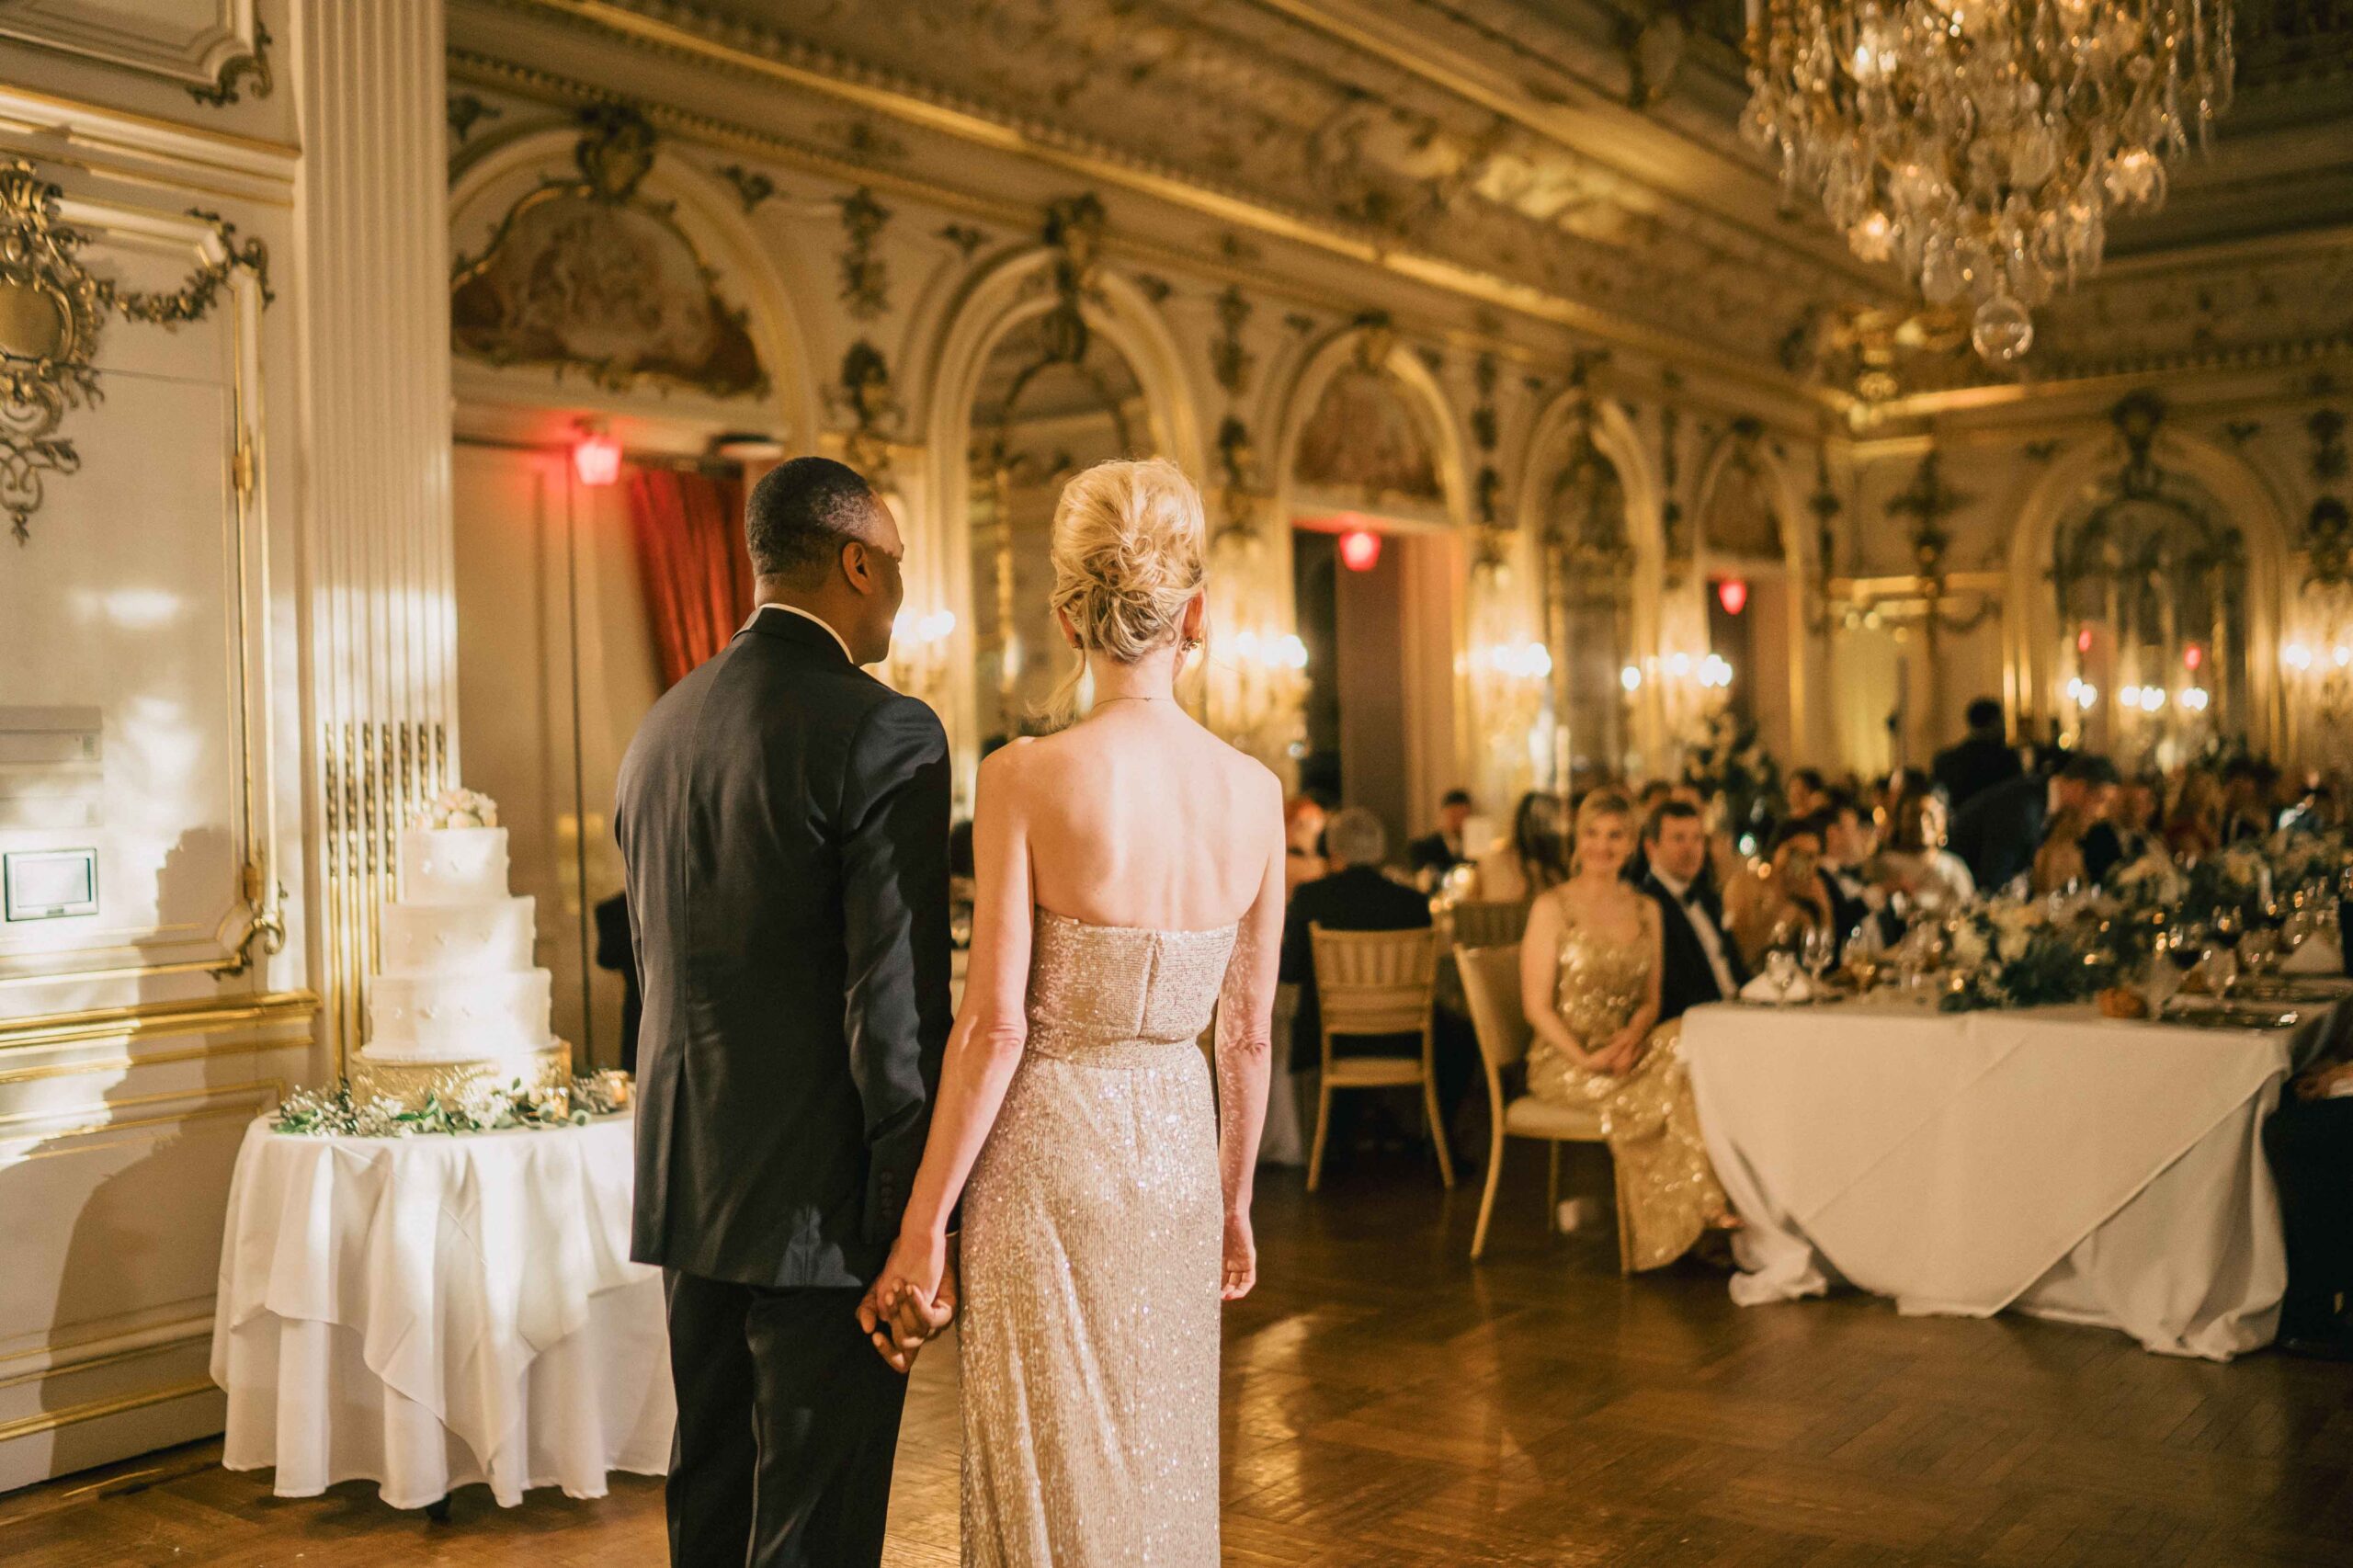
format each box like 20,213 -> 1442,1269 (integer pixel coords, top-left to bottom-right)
1938,898 -> 2120,1013
273,1074 -> 630,1138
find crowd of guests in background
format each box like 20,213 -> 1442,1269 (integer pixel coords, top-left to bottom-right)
1268,698 -> 2353,1345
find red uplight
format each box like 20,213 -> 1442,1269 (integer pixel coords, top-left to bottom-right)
2076,627 -> 2095,653
2184,644 -> 2204,671
1716,577 -> 1749,616
572,430 -> 623,487
1338,528 -> 1382,573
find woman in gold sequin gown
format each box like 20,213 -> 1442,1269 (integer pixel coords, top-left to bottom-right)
1519,790 -> 1733,1270
861,460 -> 1286,1566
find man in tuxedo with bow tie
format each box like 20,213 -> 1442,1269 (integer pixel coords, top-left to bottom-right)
1639,800 -> 1747,1021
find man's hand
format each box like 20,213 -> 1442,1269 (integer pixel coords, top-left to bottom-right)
857,1233 -> 959,1374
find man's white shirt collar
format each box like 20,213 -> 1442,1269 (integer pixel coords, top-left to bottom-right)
1654,868 -> 1694,901
749,602 -> 855,665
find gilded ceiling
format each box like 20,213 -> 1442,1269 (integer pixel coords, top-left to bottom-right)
587,0 -> 2353,397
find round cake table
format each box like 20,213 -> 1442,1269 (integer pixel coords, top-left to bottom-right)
209,1112 -> 672,1510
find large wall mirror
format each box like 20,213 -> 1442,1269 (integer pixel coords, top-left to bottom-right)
1544,431 -> 1634,789
2053,473 -> 2245,765
964,311 -> 1148,742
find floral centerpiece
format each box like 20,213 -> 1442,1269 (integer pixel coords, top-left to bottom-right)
1938,897 -> 2115,1013
273,1072 -> 629,1138
2178,842 -> 2269,931
2265,828 -> 2348,897
412,787 -> 500,830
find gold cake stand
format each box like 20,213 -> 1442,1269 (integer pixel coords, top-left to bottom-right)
349,1041 -> 572,1110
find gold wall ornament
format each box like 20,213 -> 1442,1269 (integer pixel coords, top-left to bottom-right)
837,187 -> 892,320
1211,285 -> 1254,399
1036,194 -> 1106,366
188,19 -> 272,108
838,339 -> 899,482
0,160 -> 272,543
449,107 -> 769,399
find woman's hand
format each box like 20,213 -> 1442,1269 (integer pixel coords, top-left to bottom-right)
1221,1208 -> 1257,1301
1599,1026 -> 1647,1074
857,1228 -> 952,1373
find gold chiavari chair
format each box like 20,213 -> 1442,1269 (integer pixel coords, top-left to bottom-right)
1454,941 -> 1628,1271
1307,924 -> 1452,1193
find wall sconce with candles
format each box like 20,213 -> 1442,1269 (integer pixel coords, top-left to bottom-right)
887,608 -> 958,707
1203,622 -> 1309,767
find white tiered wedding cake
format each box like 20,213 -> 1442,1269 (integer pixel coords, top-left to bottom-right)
350,790 -> 569,1107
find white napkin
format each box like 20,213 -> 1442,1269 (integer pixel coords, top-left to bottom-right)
1739,971 -> 1815,1004
2283,937 -> 2341,975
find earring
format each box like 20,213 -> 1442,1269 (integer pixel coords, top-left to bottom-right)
1182,635 -> 1203,653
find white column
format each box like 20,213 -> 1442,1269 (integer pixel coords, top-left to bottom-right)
292,0 -> 458,1072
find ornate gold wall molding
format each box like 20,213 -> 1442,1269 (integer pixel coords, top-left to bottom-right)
188,19 -> 272,108
0,158 -> 271,542
322,721 -> 448,1075
0,990 -> 314,1055
0,1377 -> 218,1447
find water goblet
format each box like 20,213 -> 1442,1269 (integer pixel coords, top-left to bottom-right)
1764,948 -> 1801,1003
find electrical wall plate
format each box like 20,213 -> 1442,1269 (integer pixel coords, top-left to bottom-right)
4,847 -> 98,920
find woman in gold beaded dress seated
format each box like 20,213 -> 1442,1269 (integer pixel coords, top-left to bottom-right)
1519,790 -> 1734,1270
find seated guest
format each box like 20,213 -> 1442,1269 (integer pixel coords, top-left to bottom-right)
1473,790 -> 1569,903
2115,774 -> 2163,861
1520,790 -> 1734,1268
2037,754 -> 2124,891
1932,696 -> 2023,812
2164,768 -> 2223,860
1871,781 -> 1977,914
1283,793 -> 1329,896
1280,809 -> 1471,1152
1638,800 -> 1747,1022
1785,767 -> 1829,822
1725,818 -> 1835,971
2221,759 -> 2273,846
1949,750 -> 2051,892
1625,778 -> 1674,884
2266,1060 -> 2353,1358
1813,791 -> 1877,945
1407,788 -> 1477,882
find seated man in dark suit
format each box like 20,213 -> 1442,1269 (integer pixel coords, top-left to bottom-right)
1948,751 -> 2051,894
2267,1057 -> 2353,1358
1637,800 -> 1747,1023
1405,788 -> 1475,882
1281,807 -> 1471,1158
1811,792 -> 1875,949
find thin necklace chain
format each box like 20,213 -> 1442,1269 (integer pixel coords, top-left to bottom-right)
1091,694 -> 1174,707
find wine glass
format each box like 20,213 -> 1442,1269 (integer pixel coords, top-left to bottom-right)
1802,922 -> 1837,993
1764,948 -> 1801,1003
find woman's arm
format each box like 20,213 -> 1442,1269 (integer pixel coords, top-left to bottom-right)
1597,900 -> 1665,1069
1213,775 -> 1285,1301
864,749 -> 1037,1332
1518,892 -> 1595,1066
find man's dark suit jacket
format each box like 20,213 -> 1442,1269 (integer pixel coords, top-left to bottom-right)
1641,871 -> 1747,1024
1947,772 -> 2045,893
615,609 -> 952,1290
1406,831 -> 1467,879
1932,734 -> 2023,812
1279,865 -> 1431,1072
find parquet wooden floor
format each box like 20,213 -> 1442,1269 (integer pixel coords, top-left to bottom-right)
7,1150 -> 2351,1566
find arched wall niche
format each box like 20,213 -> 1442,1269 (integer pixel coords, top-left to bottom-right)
1269,323 -> 1470,841
1518,390 -> 1667,779
446,122 -> 819,445
919,245 -> 1205,790
1687,425 -> 1824,767
2006,421 -> 2292,757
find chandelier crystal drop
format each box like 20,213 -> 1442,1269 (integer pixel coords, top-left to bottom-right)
1741,0 -> 2235,364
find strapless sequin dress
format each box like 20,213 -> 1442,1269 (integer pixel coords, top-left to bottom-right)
1525,910 -> 1728,1270
959,910 -> 1238,1566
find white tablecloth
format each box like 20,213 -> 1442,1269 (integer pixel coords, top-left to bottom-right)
210,1114 -> 673,1507
1683,998 -> 2296,1360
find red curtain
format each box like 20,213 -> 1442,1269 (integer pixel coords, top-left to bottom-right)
625,467 -> 753,688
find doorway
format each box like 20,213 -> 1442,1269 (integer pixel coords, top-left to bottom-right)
1292,522 -> 1460,855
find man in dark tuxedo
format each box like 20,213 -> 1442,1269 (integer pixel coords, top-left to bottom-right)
2267,1059 -> 2353,1358
1638,800 -> 1747,1023
1406,788 -> 1476,881
1812,793 -> 1874,948
1948,754 -> 2050,893
616,457 -> 952,1568
1932,697 -> 2023,812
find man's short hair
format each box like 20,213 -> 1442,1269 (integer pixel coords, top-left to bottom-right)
1821,787 -> 1863,823
1439,788 -> 1474,811
1643,799 -> 1702,844
1790,767 -> 1826,794
1325,807 -> 1389,867
1965,697 -> 2005,732
2060,753 -> 2120,787
745,456 -> 883,586
1770,817 -> 1824,854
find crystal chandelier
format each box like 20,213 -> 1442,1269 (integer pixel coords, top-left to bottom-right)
1742,0 -> 2235,363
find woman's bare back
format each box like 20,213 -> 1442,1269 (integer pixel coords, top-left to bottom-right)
992,701 -> 1279,932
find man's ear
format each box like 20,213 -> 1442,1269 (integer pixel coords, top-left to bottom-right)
840,538 -> 875,597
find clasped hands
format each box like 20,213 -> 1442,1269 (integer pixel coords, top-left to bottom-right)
1577,1025 -> 1646,1076
858,1231 -> 960,1375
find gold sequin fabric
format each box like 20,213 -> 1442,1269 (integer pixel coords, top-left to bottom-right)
1526,913 -> 1730,1270
961,910 -> 1237,1566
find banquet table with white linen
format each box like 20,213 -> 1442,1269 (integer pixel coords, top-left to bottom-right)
210,1113 -> 672,1508
1681,995 -> 2322,1360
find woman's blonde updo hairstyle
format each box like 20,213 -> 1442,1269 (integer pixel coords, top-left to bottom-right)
1043,457 -> 1208,725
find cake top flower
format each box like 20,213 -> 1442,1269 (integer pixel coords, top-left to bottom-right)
412,787 -> 500,831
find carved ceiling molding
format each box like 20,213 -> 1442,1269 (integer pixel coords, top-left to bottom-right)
473,0 -> 1831,404
188,17 -> 271,108
0,158 -> 271,543
449,106 -> 770,398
